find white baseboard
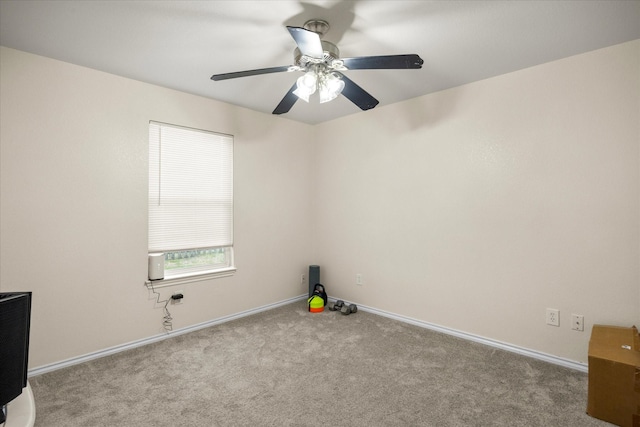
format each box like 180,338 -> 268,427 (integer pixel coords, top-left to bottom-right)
345,300 -> 588,373
28,294 -> 307,377
30,294 -> 587,376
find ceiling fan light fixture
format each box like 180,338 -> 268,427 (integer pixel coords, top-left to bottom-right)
319,72 -> 345,103
293,71 -> 317,102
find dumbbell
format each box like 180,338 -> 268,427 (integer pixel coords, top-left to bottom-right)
328,300 -> 344,311
340,303 -> 358,315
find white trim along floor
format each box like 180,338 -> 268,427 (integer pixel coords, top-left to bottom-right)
29,295 -> 586,377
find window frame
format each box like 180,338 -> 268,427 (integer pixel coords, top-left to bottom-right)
147,121 -> 235,286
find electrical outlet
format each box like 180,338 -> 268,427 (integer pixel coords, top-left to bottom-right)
301,274 -> 306,285
356,273 -> 363,286
546,308 -> 559,326
571,314 -> 584,331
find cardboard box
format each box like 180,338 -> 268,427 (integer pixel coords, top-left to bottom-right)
587,325 -> 640,427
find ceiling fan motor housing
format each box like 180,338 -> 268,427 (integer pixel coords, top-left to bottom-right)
294,40 -> 342,69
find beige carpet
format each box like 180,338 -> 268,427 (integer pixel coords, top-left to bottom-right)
29,302 -> 611,426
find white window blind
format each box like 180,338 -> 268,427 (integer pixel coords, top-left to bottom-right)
148,121 -> 233,253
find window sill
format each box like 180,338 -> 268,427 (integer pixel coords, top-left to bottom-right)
145,267 -> 236,289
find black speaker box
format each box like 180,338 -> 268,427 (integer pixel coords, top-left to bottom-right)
0,292 -> 32,423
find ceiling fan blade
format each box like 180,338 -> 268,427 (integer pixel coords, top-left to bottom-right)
272,83 -> 299,115
341,54 -> 424,70
211,65 -> 292,81
287,26 -> 324,59
336,72 -> 379,111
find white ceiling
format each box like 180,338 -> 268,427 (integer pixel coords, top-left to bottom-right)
1,1 -> 639,125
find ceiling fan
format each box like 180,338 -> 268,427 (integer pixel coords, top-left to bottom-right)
211,19 -> 424,115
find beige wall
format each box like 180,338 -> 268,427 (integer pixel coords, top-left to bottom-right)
0,47 -> 314,368
313,40 -> 640,363
1,39 -> 638,369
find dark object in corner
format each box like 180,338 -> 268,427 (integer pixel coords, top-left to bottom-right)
311,284 -> 327,306
0,292 -> 32,424
308,265 -> 320,298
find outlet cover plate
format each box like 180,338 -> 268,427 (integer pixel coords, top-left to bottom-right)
546,308 -> 559,326
571,314 -> 584,331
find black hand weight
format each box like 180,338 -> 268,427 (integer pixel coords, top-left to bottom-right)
340,303 -> 358,315
329,300 -> 344,311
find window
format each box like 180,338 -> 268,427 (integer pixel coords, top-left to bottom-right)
148,121 -> 234,281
